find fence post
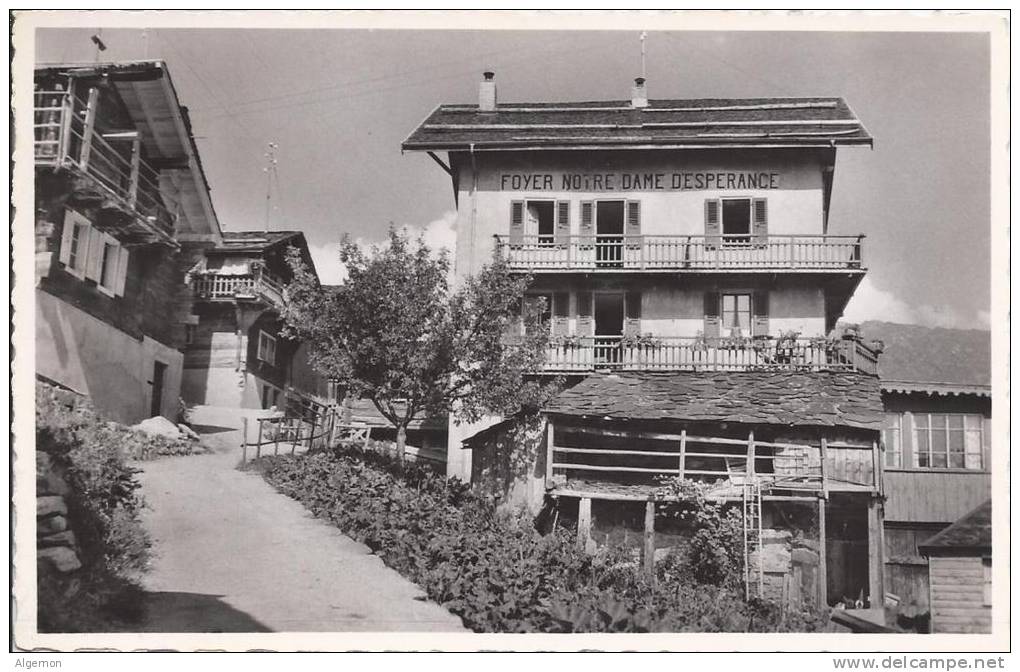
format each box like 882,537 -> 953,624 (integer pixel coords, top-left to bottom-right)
57,90 -> 73,166
643,500 -> 656,578
241,417 -> 248,463
256,419 -> 263,459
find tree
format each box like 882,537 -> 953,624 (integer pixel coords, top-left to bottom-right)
281,228 -> 554,460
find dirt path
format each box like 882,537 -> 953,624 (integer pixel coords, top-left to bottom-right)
134,405 -> 466,633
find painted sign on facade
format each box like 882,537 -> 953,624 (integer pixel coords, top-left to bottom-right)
499,171 -> 782,192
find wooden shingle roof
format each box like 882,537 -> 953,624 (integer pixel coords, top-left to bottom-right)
919,500 -> 992,556
403,97 -> 873,151
544,371 -> 884,430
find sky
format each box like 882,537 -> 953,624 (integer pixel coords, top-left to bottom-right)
35,25 -> 993,330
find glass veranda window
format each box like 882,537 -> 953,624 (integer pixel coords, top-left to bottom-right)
914,413 -> 984,470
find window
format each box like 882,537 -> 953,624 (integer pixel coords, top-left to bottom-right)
67,220 -> 88,274
527,201 -> 555,245
98,240 -> 119,295
883,413 -> 903,467
722,198 -> 752,244
58,209 -> 128,295
523,293 -> 552,333
261,384 -> 281,410
913,413 -> 984,470
721,293 -> 751,334
257,330 -> 277,366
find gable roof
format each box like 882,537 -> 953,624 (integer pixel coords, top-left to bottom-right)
919,500 -> 991,555
857,321 -> 991,396
36,60 -> 223,241
403,97 -> 873,152
544,371 -> 883,430
211,230 -> 305,253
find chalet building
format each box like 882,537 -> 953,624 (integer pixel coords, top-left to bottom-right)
918,500 -> 992,634
858,321 -> 992,624
404,73 -> 889,611
181,230 -> 327,410
34,61 -> 222,424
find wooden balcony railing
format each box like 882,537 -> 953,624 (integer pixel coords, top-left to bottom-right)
34,87 -> 175,240
191,269 -> 285,307
494,234 -> 864,272
538,335 -> 879,375
547,425 -> 880,494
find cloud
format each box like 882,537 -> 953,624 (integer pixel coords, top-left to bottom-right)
306,210 -> 458,286
843,276 -> 990,330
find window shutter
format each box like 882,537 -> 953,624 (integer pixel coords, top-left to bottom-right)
84,227 -> 104,281
555,201 -> 570,245
576,290 -> 594,336
552,292 -> 570,335
624,290 -> 642,336
752,198 -> 768,245
509,200 -> 524,245
752,290 -> 769,337
625,200 -> 641,237
579,201 -> 594,246
703,291 -> 720,339
59,211 -> 76,266
704,199 -> 721,248
114,246 -> 130,296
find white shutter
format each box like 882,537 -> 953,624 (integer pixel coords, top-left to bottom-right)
84,227 -> 104,281
114,246 -> 130,296
59,211 -> 76,266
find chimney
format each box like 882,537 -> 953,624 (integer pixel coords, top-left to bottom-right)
479,71 -> 497,111
631,77 -> 648,108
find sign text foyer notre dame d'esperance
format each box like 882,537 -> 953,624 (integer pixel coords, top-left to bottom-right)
499,171 -> 781,192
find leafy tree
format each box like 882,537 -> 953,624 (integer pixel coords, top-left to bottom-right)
281,228 -> 554,459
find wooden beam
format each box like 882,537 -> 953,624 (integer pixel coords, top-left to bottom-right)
678,429 -> 687,479
78,87 -> 99,171
747,429 -> 756,477
127,136 -> 141,208
577,497 -> 592,551
868,496 -> 885,610
820,438 -> 829,499
818,497 -> 828,608
644,500 -> 656,577
545,419 -> 555,484
426,150 -> 453,176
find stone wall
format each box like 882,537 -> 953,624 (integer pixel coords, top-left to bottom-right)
36,451 -> 82,574
749,527 -> 822,607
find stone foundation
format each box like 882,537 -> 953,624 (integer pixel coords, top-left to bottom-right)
36,451 -> 82,574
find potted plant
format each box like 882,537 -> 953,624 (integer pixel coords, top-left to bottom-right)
842,323 -> 862,341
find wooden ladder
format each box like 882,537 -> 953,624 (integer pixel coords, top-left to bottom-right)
743,478 -> 765,601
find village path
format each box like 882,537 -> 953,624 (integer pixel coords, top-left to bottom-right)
133,405 -> 467,633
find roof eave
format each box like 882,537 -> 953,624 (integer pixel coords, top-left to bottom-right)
402,137 -> 874,153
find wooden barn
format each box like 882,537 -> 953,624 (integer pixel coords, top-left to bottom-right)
918,500 -> 992,634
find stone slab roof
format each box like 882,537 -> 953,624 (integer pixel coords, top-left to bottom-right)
403,97 -> 872,151
919,500 -> 991,555
544,371 -> 884,430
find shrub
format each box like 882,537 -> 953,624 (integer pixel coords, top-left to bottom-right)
35,382 -> 155,631
253,448 -> 827,633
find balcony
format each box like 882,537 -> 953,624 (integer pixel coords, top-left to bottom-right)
191,269 -> 286,308
494,234 -> 864,273
539,335 -> 879,375
34,88 -> 175,243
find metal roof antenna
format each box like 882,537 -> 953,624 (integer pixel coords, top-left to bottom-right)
263,142 -> 279,233
90,30 -> 107,62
